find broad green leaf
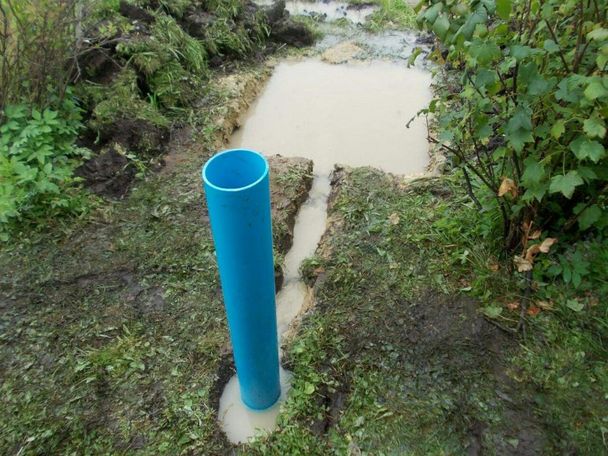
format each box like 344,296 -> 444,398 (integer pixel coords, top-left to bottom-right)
432,14 -> 450,39
509,45 -> 531,60
495,0 -> 511,19
569,136 -> 606,162
519,62 -> 550,95
522,184 -> 548,202
455,10 -> 487,40
577,166 -> 598,181
421,3 -> 442,24
549,171 -> 584,198
543,39 -> 560,54
566,299 -> 584,312
469,40 -> 501,65
521,158 -> 547,202
584,79 -> 608,100
474,117 -> 492,139
43,109 -> 58,122
555,75 -> 586,103
521,158 -> 545,186
504,105 -> 533,152
578,205 -> 602,230
587,27 -> 608,41
475,69 -> 497,88
483,305 -> 503,318
408,47 -> 423,66
550,120 -> 565,139
304,383 -> 316,395
583,115 -> 606,138
479,0 -> 496,14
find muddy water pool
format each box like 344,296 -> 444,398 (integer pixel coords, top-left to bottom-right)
230,59 -> 432,175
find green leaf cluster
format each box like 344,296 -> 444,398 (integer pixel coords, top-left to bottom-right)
0,99 -> 90,240
416,0 -> 608,244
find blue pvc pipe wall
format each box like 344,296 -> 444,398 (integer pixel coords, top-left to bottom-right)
202,149 -> 281,410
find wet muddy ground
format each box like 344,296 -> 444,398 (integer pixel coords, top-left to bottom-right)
0,2 -> 570,453
218,37 -> 434,441
275,168 -> 549,454
0,150 -> 313,454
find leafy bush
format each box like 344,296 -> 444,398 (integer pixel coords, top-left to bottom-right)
0,0 -> 99,114
0,99 -> 90,240
415,0 -> 608,263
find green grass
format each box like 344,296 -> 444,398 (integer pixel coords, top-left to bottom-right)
365,0 -> 417,31
2,149 -> 605,454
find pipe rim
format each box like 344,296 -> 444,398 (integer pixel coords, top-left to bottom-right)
202,148 -> 269,193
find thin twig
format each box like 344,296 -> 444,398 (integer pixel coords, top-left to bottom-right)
545,19 -> 571,73
463,166 -> 482,210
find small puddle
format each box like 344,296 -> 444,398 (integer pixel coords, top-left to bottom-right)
256,0 -> 378,23
219,58 -> 432,443
218,368 -> 293,443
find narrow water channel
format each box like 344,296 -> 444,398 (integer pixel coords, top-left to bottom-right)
218,57 -> 432,444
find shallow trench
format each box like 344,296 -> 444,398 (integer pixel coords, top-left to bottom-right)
215,55 -> 433,443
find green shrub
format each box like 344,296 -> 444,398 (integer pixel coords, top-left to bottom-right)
0,98 -> 90,240
0,0 -> 84,113
415,0 -> 608,261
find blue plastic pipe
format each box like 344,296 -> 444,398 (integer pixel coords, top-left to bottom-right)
202,149 -> 281,410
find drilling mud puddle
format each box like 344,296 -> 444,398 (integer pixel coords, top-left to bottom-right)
218,57 -> 432,443
230,59 -> 432,176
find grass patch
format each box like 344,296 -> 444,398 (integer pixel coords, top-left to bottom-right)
365,0 -> 417,31
249,168 -> 607,454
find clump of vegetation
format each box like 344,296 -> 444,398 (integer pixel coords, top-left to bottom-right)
78,0 -> 272,148
0,99 -> 91,240
410,1 -> 608,451
0,1 -> 96,236
414,0 -> 607,259
0,0 -> 85,113
116,13 -> 207,109
0,0 -> 276,238
83,68 -> 170,133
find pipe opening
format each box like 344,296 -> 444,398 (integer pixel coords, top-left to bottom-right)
203,149 -> 268,191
